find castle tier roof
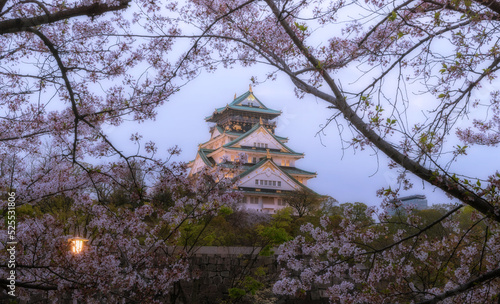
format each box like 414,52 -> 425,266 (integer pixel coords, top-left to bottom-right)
280,166 -> 316,176
220,162 -> 316,176
222,146 -> 304,157
222,122 -> 299,154
189,87 -> 319,204
197,148 -> 215,166
205,91 -> 281,122
225,130 -> 288,142
235,158 -> 317,194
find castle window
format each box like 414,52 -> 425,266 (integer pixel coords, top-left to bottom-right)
255,179 -> 282,188
254,143 -> 268,148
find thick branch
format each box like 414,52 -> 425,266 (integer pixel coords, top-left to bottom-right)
0,0 -> 130,35
0,129 -> 50,141
0,0 -> 8,13
473,0 -> 500,15
417,267 -> 500,304
26,28 -> 80,162
0,279 -> 57,291
264,0 -> 500,223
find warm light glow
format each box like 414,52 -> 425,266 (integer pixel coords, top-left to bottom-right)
69,237 -> 88,254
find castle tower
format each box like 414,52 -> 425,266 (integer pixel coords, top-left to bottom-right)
188,87 -> 317,214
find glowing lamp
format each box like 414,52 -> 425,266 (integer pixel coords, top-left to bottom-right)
68,237 -> 88,254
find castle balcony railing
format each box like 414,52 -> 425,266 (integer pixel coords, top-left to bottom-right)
229,116 -> 277,126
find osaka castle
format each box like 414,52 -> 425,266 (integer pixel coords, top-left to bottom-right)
188,86 -> 317,214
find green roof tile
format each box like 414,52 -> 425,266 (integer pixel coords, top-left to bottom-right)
205,91 -> 281,121
230,91 -> 267,108
198,148 -> 215,167
280,166 -> 316,176
223,123 -> 298,154
205,106 -> 281,120
235,158 -> 316,193
224,146 -> 304,156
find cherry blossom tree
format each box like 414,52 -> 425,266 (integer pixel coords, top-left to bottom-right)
157,0 -> 498,302
2,0 -> 500,302
1,155 -> 241,302
0,0 -> 243,301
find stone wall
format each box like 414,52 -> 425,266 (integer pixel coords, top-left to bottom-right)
171,246 -> 330,304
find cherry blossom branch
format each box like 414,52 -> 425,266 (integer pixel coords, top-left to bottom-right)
0,129 -> 51,141
417,267 -> 500,304
0,0 -> 130,35
264,0 -> 500,224
25,27 -> 81,163
19,0 -> 51,16
358,20 -> 471,98
0,278 -> 57,291
363,204 -> 464,255
428,56 -> 500,138
356,0 -> 415,48
473,0 -> 500,15
433,217 -> 487,284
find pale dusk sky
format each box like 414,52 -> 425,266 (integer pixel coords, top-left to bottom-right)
99,65 -> 500,209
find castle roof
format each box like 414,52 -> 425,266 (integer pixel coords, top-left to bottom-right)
225,130 -> 288,142
205,90 -> 281,121
223,146 -> 304,157
223,122 -> 298,154
280,166 -> 316,176
236,158 -> 317,193
197,148 -> 216,166
189,87 -> 319,202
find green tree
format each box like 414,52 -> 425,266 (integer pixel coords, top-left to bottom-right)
283,188 -> 323,218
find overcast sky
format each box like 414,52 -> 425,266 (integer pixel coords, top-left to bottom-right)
104,63 -> 500,208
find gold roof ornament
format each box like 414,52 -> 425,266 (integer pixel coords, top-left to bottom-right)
234,93 -> 237,100
249,84 -> 253,92
266,148 -> 271,159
